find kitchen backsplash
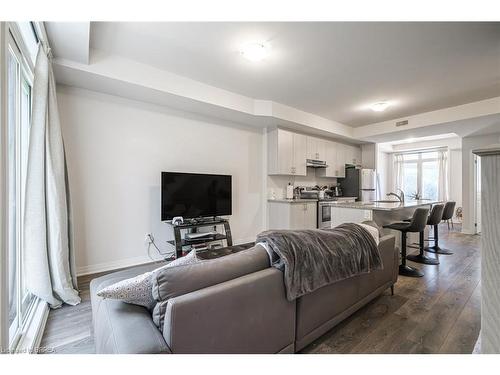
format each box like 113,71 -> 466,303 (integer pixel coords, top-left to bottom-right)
267,169 -> 337,199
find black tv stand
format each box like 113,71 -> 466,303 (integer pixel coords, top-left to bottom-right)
184,216 -> 224,225
166,218 -> 232,258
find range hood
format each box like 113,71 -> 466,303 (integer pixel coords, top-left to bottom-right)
306,159 -> 328,168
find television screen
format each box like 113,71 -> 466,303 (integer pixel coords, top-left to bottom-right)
161,172 -> 232,221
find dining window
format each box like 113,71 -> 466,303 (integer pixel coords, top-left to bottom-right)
397,151 -> 445,201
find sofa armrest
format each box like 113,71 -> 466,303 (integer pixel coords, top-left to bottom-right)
379,234 -> 398,284
162,268 -> 296,353
91,275 -> 171,354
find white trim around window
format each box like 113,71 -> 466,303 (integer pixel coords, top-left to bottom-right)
4,21 -> 51,354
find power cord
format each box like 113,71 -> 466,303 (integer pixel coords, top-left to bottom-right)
146,233 -> 175,261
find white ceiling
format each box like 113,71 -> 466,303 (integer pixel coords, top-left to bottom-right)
89,22 -> 500,127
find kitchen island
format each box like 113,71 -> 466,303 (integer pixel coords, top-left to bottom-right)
329,199 -> 441,248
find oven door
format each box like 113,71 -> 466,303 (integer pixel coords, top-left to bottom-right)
318,203 -> 332,229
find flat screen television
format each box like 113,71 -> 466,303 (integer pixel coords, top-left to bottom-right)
161,172 -> 232,221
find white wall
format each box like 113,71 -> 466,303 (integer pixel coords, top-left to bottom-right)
57,86 -> 266,275
462,133 -> 500,234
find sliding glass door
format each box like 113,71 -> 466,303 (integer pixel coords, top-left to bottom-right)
7,37 -> 35,349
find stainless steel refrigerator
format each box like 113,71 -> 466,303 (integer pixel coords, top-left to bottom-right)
338,168 -> 376,202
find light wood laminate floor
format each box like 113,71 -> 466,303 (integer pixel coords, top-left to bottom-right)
40,223 -> 480,354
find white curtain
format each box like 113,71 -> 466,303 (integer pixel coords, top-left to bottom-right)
392,154 -> 404,192
23,44 -> 80,308
437,150 -> 449,201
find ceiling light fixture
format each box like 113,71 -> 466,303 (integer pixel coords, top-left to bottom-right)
240,42 -> 270,62
369,101 -> 392,112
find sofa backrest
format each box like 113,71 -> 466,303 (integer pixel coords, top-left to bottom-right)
151,245 -> 270,328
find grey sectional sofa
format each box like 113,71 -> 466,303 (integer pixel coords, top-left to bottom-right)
90,233 -> 397,354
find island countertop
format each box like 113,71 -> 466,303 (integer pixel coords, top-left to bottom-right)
329,199 -> 441,211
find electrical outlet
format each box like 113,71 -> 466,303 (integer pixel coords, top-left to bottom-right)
145,233 -> 153,244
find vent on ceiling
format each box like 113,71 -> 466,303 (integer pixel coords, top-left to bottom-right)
396,120 -> 409,127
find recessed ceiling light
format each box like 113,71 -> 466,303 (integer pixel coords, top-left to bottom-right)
370,101 -> 391,112
240,42 -> 270,62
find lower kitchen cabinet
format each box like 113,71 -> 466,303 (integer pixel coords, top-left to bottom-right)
267,201 -> 317,230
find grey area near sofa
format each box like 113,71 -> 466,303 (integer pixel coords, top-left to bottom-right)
90,233 -> 397,354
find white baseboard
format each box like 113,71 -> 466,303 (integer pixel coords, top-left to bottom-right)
76,255 -> 155,276
76,238 -> 257,276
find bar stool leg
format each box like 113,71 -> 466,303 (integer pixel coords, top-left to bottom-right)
407,230 -> 440,265
425,224 -> 453,255
399,232 -> 424,277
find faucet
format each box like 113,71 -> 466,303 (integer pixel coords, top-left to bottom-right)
387,189 -> 405,203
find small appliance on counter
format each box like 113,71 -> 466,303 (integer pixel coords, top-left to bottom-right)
296,186 -> 319,199
295,185 -> 334,200
333,185 -> 342,197
286,182 -> 294,199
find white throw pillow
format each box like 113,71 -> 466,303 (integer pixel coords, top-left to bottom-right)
358,223 -> 380,245
97,250 -> 200,309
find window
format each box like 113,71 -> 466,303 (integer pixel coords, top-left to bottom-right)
7,29 -> 35,349
398,151 -> 444,200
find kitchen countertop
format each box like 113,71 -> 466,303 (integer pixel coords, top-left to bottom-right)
329,199 -> 441,211
267,197 -> 358,203
267,198 -> 319,203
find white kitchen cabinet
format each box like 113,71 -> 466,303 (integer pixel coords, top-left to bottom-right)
342,144 -> 362,166
353,146 -> 362,166
320,141 -> 337,177
317,141 -> 347,178
306,136 -> 327,161
268,201 -> 317,230
268,129 -> 307,176
294,133 -> 307,175
335,143 -> 347,178
303,202 -> 318,229
344,145 -> 355,166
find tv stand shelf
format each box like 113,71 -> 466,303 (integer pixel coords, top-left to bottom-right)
166,218 -> 232,258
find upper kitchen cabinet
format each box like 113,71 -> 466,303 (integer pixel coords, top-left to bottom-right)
268,128 -> 307,176
318,141 -> 338,178
306,136 -> 327,161
334,143 -> 347,178
349,145 -> 362,166
340,144 -> 362,167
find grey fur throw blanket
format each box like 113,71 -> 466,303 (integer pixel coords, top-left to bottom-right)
256,223 -> 382,301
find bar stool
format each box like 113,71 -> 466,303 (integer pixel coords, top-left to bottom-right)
406,204 -> 443,265
442,201 -> 456,230
383,207 -> 430,278
425,201 -> 455,255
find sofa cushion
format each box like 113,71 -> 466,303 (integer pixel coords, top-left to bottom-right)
96,250 -> 200,309
151,245 -> 270,328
